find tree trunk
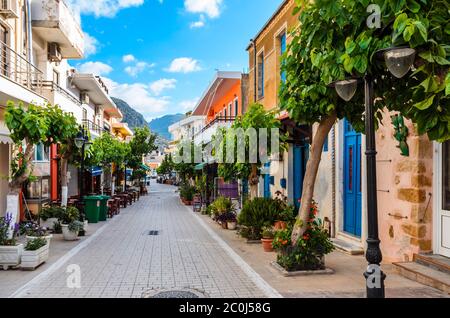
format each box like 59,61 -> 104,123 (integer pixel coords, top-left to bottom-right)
60,157 -> 69,207
291,112 -> 337,245
8,141 -> 35,191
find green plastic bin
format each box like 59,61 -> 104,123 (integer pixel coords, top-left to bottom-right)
98,195 -> 110,221
84,196 -> 102,223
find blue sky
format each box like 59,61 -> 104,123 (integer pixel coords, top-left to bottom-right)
69,0 -> 283,121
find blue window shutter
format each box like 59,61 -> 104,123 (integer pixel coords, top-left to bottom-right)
280,33 -> 287,83
323,134 -> 329,152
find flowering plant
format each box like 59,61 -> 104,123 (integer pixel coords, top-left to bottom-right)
274,200 -> 334,271
0,213 -> 20,246
19,221 -> 48,237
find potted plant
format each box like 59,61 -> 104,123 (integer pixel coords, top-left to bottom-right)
21,237 -> 49,270
59,206 -> 83,241
39,205 -> 64,230
226,213 -> 238,230
217,212 -> 237,230
20,221 -> 53,247
272,202 -> 335,272
261,226 -> 275,252
0,213 -> 22,270
237,198 -> 279,241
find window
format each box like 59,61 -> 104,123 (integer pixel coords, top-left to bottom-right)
224,108 -> 227,118
34,143 -> 50,162
234,99 -> 239,116
228,103 -> 232,117
53,69 -> 60,86
82,108 -> 87,121
280,32 -> 287,83
323,134 -> 329,152
257,52 -> 264,98
1,25 -> 9,76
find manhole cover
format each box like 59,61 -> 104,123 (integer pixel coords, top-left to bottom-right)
142,288 -> 208,298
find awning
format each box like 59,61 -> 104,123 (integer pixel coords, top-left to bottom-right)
195,163 -> 206,170
141,164 -> 151,171
126,168 -> 133,176
90,166 -> 102,177
0,134 -> 12,144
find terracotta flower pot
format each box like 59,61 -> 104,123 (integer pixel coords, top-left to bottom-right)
261,238 -> 274,252
274,221 -> 287,230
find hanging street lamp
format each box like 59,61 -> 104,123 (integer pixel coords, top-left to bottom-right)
330,46 -> 416,298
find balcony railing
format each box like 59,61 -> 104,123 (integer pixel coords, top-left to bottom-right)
193,116 -> 236,144
82,119 -> 111,136
42,80 -> 82,107
0,40 -> 43,94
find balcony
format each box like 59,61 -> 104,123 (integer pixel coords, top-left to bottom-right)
0,41 -> 45,105
194,116 -> 235,145
82,119 -> 111,138
31,0 -> 84,59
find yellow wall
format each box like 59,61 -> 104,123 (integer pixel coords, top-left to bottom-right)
247,0 -> 299,111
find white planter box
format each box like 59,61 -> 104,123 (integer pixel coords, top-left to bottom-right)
61,224 -> 79,241
227,222 -> 237,230
26,235 -> 53,247
40,218 -> 58,230
0,244 -> 23,270
21,244 -> 49,270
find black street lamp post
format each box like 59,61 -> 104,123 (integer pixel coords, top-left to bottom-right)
75,129 -> 92,199
331,47 -> 416,298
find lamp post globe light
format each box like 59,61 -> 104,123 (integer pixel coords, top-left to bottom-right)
331,46 -> 416,298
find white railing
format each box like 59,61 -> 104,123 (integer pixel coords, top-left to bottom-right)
0,40 -> 43,94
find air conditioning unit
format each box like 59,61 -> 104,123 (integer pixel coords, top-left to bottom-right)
0,0 -> 19,19
80,92 -> 90,105
48,43 -> 62,62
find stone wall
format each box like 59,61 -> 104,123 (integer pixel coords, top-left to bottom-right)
376,108 -> 433,262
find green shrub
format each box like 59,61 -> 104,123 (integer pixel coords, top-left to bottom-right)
39,205 -> 65,221
237,198 -> 282,240
59,206 -> 80,225
274,202 -> 334,271
179,183 -> 196,201
25,238 -> 47,251
210,197 -> 235,219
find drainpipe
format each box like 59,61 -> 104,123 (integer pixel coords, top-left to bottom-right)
250,39 -> 257,103
331,125 -> 336,238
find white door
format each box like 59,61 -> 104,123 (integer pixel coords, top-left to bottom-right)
438,141 -> 450,257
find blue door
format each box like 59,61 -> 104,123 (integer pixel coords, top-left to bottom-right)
293,144 -> 308,209
263,162 -> 271,198
343,119 -> 362,237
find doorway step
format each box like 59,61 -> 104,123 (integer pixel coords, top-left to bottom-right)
393,254 -> 450,294
332,238 -> 364,255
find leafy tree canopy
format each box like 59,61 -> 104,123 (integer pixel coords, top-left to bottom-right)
280,0 -> 449,141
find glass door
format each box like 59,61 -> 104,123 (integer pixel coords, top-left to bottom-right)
438,141 -> 450,257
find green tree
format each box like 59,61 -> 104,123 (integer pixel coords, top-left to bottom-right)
280,0 -> 449,243
157,154 -> 174,178
173,140 -> 200,182
127,127 -> 157,170
216,103 -> 283,198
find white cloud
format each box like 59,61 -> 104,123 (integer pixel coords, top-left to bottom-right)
125,61 -> 155,77
78,61 -> 113,75
179,98 -> 199,111
104,77 -> 171,120
122,54 -> 136,63
166,57 -> 201,73
184,0 -> 222,18
190,14 -> 205,28
83,32 -> 99,57
67,0 -> 144,18
149,78 -> 177,95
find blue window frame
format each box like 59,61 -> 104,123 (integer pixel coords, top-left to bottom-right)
280,32 -> 287,83
323,134 -> 329,152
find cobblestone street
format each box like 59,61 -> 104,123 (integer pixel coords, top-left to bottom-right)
10,183 -> 278,298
